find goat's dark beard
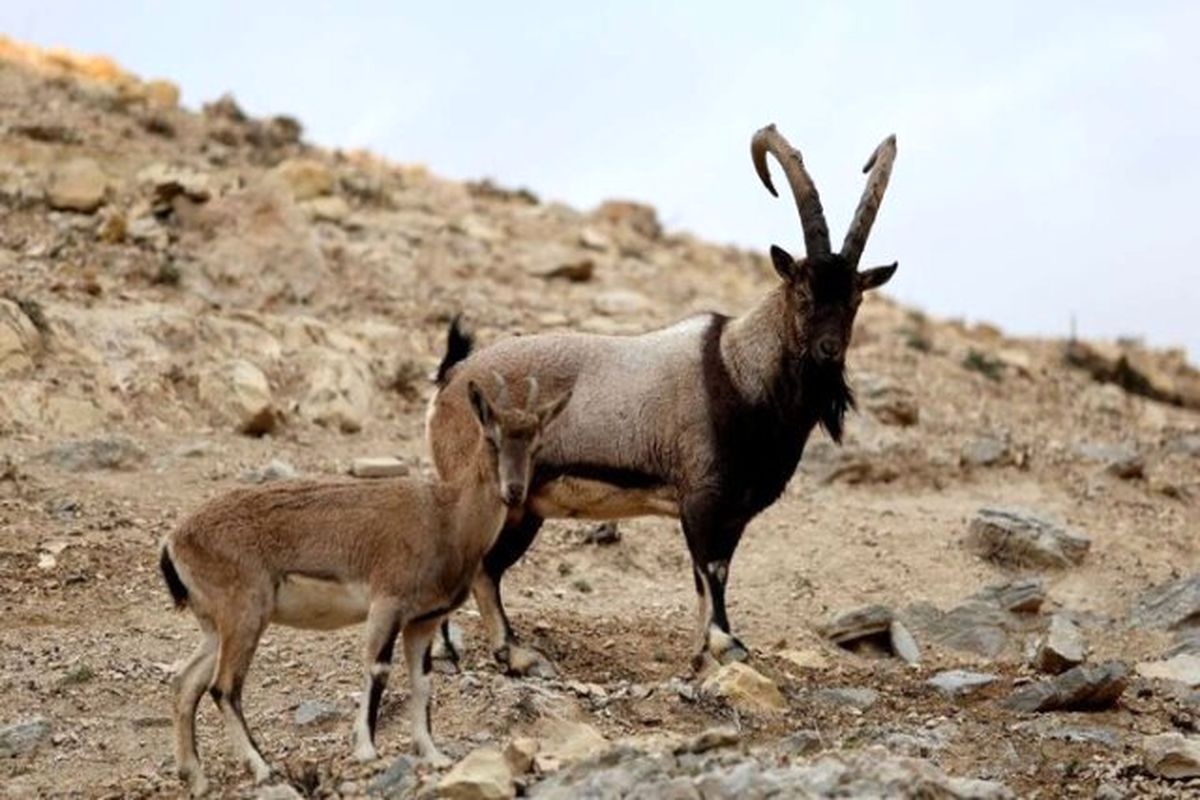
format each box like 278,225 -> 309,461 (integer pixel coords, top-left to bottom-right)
798,358 -> 855,443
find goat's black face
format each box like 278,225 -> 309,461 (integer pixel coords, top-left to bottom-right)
770,245 -> 896,364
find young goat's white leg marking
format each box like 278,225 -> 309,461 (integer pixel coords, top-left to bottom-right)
173,630 -> 217,797
403,619 -> 449,767
353,599 -> 402,762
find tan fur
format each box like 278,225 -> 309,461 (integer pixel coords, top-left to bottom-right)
163,380 -> 568,796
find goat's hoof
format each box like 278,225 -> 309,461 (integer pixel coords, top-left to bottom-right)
716,638 -> 750,665
496,643 -> 557,678
181,770 -> 209,798
352,742 -> 380,763
423,750 -> 453,769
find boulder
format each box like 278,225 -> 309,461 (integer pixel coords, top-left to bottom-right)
198,359 -> 278,436
143,78 -> 180,109
965,508 -> 1090,568
813,687 -> 878,711
47,157 -> 108,212
1032,615 -> 1087,674
270,158 -> 335,200
293,699 -> 340,726
674,726 -> 740,755
1137,654 -> 1200,687
437,746 -> 514,800
593,200 -> 661,238
1075,442 -> 1144,479
1004,661 -> 1128,712
905,601 -> 1011,658
370,755 -> 418,798
533,718 -> 609,771
701,662 -> 786,713
819,604 -> 892,644
960,437 -> 1011,468
503,737 -> 538,775
302,355 -> 372,434
0,299 -> 41,375
591,289 -> 649,317
972,577 -> 1045,613
1142,733 -> 1200,780
304,195 -> 351,223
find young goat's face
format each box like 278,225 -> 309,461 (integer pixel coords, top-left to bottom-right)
468,378 -> 571,507
770,246 -> 896,365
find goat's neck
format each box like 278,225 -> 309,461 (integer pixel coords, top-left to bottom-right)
720,286 -> 802,404
445,443 -> 507,561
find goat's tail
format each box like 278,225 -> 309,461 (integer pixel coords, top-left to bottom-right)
159,545 -> 189,610
435,314 -> 474,387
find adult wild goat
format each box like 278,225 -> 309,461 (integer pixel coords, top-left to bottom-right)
427,124 -> 898,676
159,375 -> 569,796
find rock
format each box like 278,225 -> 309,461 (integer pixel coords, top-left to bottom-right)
1142,733 -> 1200,779
927,670 -> 998,699
813,687 -> 878,711
47,157 -> 108,212
1169,630 -> 1200,657
1032,615 -> 1087,674
1168,434 -> 1200,458
0,717 -> 51,758
820,604 -> 893,644
777,648 -> 831,671
0,298 -> 42,375
905,601 -> 1011,658
370,755 -> 418,798
972,577 -> 1045,613
351,457 -> 409,478
503,737 -> 538,775
143,79 -> 180,109
305,195 -> 351,223
270,158 -> 335,200
198,359 -> 278,436
578,228 -> 610,251
533,259 -> 594,282
534,718 -> 609,771
701,662 -> 787,713
591,289 -> 649,317
889,620 -> 922,665
1137,654 -> 1200,686
256,785 -> 304,800
293,699 -> 340,726
593,200 -> 661,238
42,436 -> 145,472
302,355 -> 372,434
241,459 -> 298,484
580,521 -> 621,545
1131,573 -> 1200,631
437,746 -> 515,800
1004,661 -> 1129,712
960,437 -> 1011,468
860,378 -> 919,426
965,507 -> 1091,568
1076,442 -> 1145,479
137,162 -> 212,208
781,730 -> 825,756
674,726 -> 739,755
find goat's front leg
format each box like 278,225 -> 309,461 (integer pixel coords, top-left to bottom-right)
353,598 -> 402,762
471,512 -> 555,677
402,617 -> 451,767
681,495 -> 749,673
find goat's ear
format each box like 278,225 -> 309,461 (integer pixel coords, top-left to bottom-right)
858,262 -> 897,292
770,245 -> 801,282
467,381 -> 493,429
538,390 -> 572,429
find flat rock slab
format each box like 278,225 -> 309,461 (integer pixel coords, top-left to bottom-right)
438,746 -> 515,800
293,699 -> 341,726
351,456 -> 409,478
972,577 -> 1046,613
0,717 -> 51,758
927,670 -> 998,699
966,508 -> 1091,568
905,601 -> 1011,658
1131,574 -> 1200,631
819,605 -> 893,644
701,663 -> 787,713
1005,661 -> 1129,712
812,687 -> 879,711
1137,654 -> 1200,687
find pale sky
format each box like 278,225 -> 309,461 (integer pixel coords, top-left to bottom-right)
5,2 -> 1198,358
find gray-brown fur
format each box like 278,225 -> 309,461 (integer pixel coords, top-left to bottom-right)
160,376 -> 568,796
427,125 -> 900,676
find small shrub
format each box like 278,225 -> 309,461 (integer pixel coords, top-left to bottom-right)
963,349 -> 1004,382
61,664 -> 96,685
154,260 -> 182,286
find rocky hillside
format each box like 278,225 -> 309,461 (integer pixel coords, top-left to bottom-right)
1,39 -> 1199,799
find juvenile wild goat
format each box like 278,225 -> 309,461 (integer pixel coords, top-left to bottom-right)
427,124 -> 898,676
159,375 -> 569,796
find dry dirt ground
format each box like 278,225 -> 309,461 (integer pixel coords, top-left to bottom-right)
1,39 -> 1199,799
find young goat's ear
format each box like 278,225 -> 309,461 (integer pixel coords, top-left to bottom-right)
858,262 -> 898,292
770,244 -> 801,282
538,390 -> 572,429
467,381 -> 493,429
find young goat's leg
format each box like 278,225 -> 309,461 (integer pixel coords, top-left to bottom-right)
209,607 -> 272,784
403,617 -> 449,766
352,598 -> 402,762
173,627 -> 218,796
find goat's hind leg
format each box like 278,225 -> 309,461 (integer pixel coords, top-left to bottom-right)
209,604 -> 273,784
352,598 -> 402,762
173,625 -> 217,796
